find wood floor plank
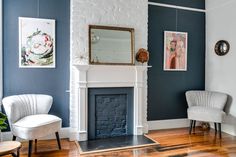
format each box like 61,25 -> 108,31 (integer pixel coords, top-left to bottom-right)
6,127 -> 236,157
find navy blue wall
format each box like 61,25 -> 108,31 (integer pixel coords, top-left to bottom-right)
148,2 -> 205,120
3,0 -> 70,127
149,0 -> 205,9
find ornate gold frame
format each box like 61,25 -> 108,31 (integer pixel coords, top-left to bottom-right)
89,25 -> 135,65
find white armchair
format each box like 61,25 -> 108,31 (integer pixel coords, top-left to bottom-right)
2,94 -> 62,157
185,90 -> 227,138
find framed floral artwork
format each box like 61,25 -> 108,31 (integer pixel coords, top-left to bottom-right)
163,31 -> 188,71
19,17 -> 56,68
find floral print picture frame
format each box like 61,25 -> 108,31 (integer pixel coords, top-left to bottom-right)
19,17 -> 56,68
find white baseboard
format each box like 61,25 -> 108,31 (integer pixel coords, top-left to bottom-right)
4,120 -> 234,141
221,124 -> 236,136
149,119 -> 236,137
1,127 -> 70,141
1,131 -> 12,141
210,123 -> 236,136
148,118 -> 190,130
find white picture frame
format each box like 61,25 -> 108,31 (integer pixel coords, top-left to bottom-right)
163,31 -> 188,71
19,17 -> 56,68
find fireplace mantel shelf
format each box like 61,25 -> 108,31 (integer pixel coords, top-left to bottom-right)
73,64 -> 152,70
70,64 -> 150,141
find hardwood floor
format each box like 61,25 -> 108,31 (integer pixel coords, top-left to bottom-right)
5,127 -> 236,157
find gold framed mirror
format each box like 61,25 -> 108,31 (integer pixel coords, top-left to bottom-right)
89,25 -> 135,65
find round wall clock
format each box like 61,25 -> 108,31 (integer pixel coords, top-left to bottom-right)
214,40 -> 230,56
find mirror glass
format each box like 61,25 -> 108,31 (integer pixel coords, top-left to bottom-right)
215,40 -> 230,56
89,25 -> 134,65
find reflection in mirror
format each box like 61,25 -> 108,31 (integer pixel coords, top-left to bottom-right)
220,43 -> 227,52
89,25 -> 134,65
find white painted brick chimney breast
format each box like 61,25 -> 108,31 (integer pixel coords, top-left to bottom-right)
71,0 -> 148,63
70,0 -> 148,141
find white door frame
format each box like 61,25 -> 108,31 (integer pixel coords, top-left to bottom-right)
0,0 -> 3,109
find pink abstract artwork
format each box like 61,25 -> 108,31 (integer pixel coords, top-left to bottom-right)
164,31 -> 188,71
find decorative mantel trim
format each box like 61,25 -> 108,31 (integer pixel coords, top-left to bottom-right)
70,64 -> 151,141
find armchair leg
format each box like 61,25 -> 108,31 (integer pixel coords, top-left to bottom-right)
12,135 -> 16,141
55,132 -> 61,150
214,123 -> 217,133
28,140 -> 33,157
34,139 -> 38,152
193,120 -> 196,133
218,123 -> 222,139
189,120 -> 193,134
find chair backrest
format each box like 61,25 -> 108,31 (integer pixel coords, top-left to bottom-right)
2,94 -> 53,125
185,90 -> 227,110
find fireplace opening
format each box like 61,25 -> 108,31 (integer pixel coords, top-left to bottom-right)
88,87 -> 133,140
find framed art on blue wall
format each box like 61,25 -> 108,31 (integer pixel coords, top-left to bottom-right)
19,17 -> 56,68
163,31 -> 188,71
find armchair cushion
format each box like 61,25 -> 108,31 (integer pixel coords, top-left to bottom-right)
188,106 -> 226,123
12,114 -> 61,140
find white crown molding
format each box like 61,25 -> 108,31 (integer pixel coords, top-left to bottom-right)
148,2 -> 206,13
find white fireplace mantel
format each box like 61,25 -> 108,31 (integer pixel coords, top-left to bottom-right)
70,64 -> 151,141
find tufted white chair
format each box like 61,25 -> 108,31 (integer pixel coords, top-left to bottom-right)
2,94 -> 62,157
185,90 -> 228,138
